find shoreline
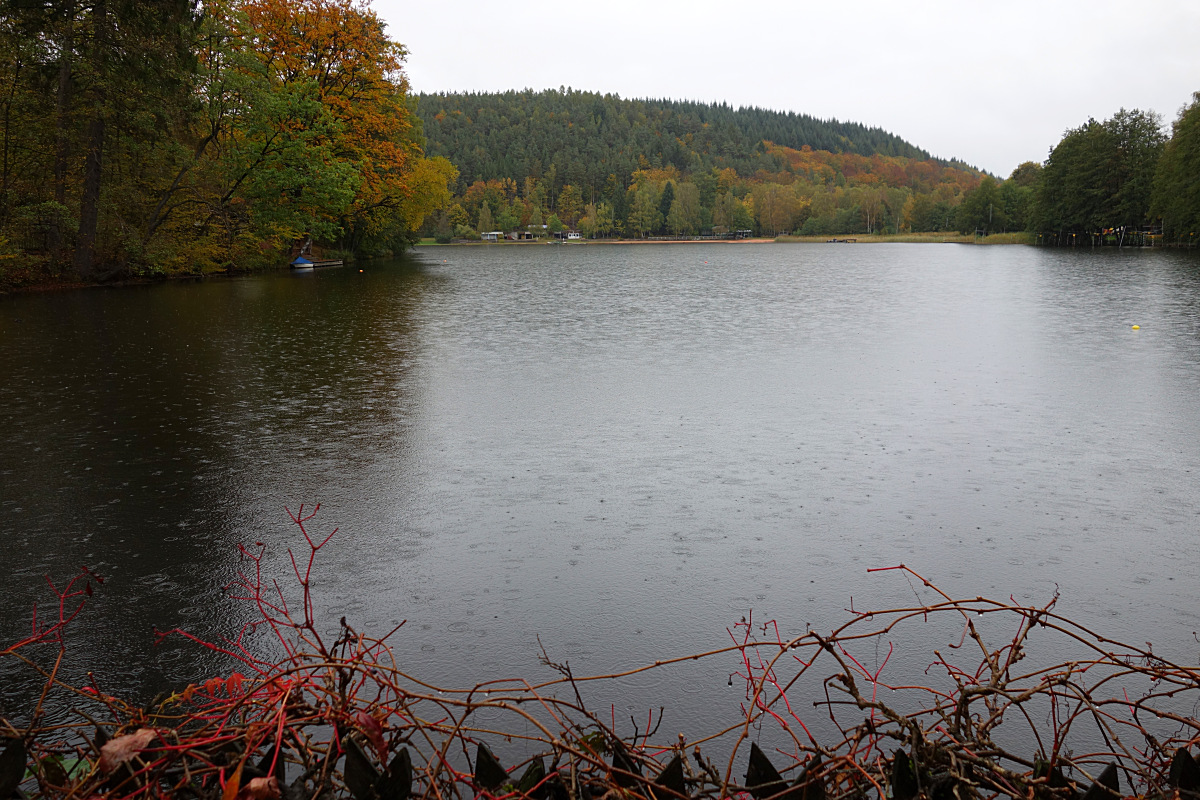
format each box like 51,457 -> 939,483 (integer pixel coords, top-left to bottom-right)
0,231 -> 1085,294
418,237 -> 777,246
417,231 -> 1035,247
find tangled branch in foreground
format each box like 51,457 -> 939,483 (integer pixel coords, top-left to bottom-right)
4,507 -> 1200,800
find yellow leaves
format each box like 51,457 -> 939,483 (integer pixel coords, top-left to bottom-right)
182,0 -> 452,248
628,166 -> 680,193
759,140 -> 981,197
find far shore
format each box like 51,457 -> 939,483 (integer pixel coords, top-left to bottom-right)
418,231 -> 1034,247
2,232 -> 1034,294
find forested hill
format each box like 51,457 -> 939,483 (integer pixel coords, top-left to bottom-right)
416,89 -> 945,193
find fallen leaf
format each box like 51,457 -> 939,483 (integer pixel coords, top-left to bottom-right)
99,729 -> 157,773
222,759 -> 244,800
355,710 -> 386,759
239,776 -> 280,799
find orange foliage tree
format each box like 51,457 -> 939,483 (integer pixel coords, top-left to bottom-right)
173,0 -> 454,262
236,0 -> 453,252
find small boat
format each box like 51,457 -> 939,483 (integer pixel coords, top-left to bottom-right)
290,256 -> 344,270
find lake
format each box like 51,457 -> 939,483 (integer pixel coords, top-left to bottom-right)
2,242 -> 1199,741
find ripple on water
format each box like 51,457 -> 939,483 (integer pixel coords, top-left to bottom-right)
1,245 -> 1199,718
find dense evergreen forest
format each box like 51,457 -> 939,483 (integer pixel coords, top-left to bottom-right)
416,90 -> 992,241
416,89 -> 1200,245
0,0 -> 455,287
418,90 -> 945,190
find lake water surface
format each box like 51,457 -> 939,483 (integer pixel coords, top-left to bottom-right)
2,243 -> 1199,737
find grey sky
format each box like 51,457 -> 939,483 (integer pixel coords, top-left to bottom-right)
375,0 -> 1199,177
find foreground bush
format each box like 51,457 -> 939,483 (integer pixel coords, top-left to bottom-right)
4,508 -> 1199,799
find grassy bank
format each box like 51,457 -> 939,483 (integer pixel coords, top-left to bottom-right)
417,232 -> 1036,248
775,231 -> 1035,244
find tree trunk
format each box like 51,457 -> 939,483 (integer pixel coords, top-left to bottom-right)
72,0 -> 106,280
72,112 -> 103,279
0,59 -> 20,225
49,51 -> 73,256
53,54 -> 73,206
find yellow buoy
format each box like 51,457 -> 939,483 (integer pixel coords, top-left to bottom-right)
1131,325 -> 1140,330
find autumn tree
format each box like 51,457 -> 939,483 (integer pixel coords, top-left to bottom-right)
557,183 -> 582,226
241,0 -> 455,251
594,201 -> 615,237
752,183 -> 798,235
713,192 -> 751,233
448,203 -> 469,229
0,0 -> 454,283
629,181 -> 661,237
666,182 -> 702,235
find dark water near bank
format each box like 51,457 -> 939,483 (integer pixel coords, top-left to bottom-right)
2,244 -> 1200,739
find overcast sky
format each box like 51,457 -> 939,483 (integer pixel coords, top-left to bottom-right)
374,0 -> 1200,177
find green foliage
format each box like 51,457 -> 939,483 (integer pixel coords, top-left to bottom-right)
956,176 -> 1005,234
0,0 -> 454,285
418,89 -> 936,199
496,200 -> 520,233
713,192 -> 752,233
1035,108 -> 1165,232
629,181 -> 661,236
579,201 -> 615,238
233,81 -> 364,243
1008,161 -> 1042,189
557,184 -> 582,226
1152,92 -> 1200,242
666,183 -> 701,235
657,181 -> 676,232
997,177 -> 1035,233
420,90 -> 986,239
